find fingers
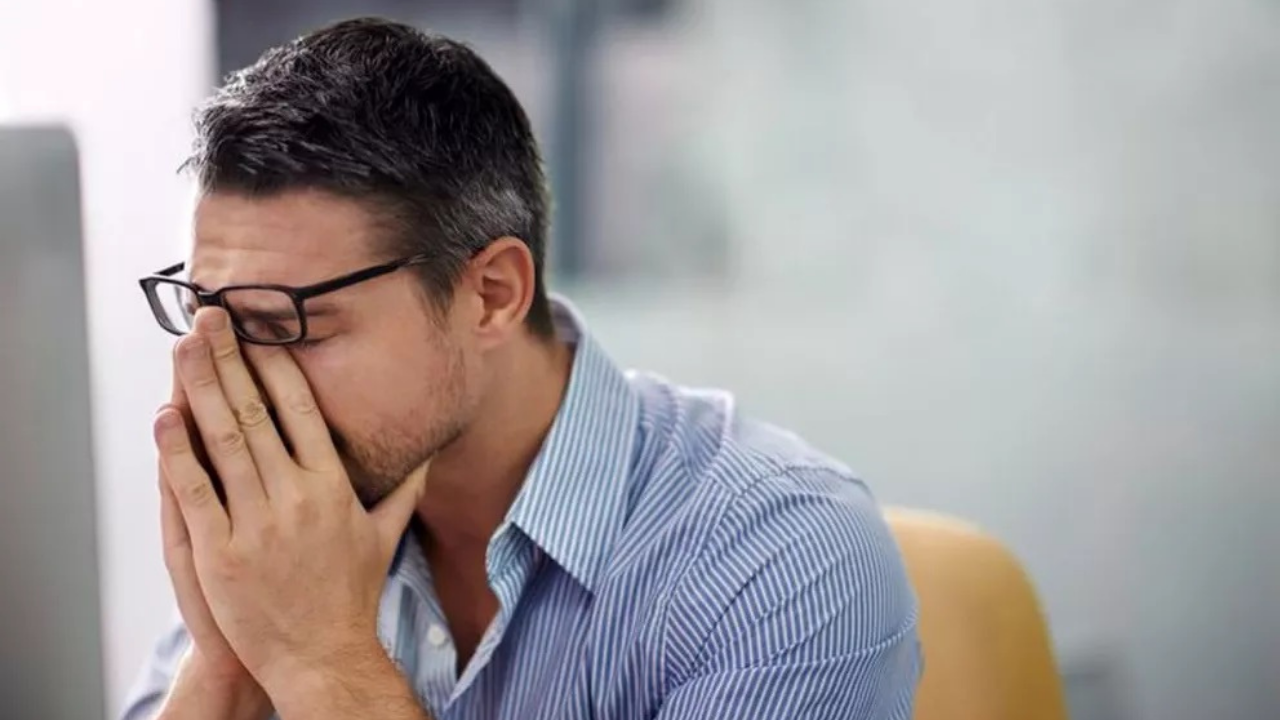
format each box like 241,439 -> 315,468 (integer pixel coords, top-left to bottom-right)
196,308 -> 293,491
170,355 -> 189,409
155,406 -> 230,545
159,460 -> 210,627
169,352 -> 218,483
369,459 -> 430,563
175,327 -> 268,522
241,342 -> 340,473
159,459 -> 238,671
159,459 -> 191,553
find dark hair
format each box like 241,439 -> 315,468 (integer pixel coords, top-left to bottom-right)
184,17 -> 555,337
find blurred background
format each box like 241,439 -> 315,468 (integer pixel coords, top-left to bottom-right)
2,0 -> 1278,718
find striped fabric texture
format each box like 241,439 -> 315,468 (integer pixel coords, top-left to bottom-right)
122,297 -> 920,720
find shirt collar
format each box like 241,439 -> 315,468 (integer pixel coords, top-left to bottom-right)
501,294 -> 640,594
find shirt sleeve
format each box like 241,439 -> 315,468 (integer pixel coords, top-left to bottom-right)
657,467 -> 922,719
117,612 -> 192,720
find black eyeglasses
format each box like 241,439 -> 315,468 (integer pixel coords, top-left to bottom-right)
139,254 -> 431,345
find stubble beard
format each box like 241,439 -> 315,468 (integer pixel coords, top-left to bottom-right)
334,344 -> 470,509
336,419 -> 464,508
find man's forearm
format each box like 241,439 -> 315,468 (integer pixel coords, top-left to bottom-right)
261,641 -> 432,720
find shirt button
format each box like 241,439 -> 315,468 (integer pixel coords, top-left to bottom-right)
426,624 -> 450,648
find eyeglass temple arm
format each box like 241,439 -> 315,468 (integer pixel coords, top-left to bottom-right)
293,255 -> 431,299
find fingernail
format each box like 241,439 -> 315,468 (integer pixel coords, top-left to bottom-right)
154,408 -> 183,430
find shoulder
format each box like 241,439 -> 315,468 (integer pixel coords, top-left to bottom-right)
621,373 -> 915,668
625,369 -> 855,490
623,370 -> 864,511
624,369 -> 879,518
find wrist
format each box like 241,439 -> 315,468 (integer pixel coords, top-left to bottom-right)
260,638 -> 415,718
161,650 -> 272,720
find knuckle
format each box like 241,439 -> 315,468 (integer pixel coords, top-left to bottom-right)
211,549 -> 246,582
285,491 -> 320,524
179,479 -> 218,508
211,342 -> 240,363
214,429 -> 247,454
287,392 -> 319,415
189,372 -> 221,391
233,398 -> 271,429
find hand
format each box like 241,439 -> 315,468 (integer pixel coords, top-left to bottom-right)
156,363 -> 271,719
154,307 -> 428,703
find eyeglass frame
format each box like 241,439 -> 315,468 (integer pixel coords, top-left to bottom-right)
138,254 -> 433,345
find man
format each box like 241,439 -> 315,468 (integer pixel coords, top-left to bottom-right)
122,17 -> 920,720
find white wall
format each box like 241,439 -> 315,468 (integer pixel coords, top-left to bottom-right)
572,0 -> 1280,718
0,0 -> 212,712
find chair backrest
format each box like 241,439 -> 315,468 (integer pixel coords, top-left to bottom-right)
885,508 -> 1069,720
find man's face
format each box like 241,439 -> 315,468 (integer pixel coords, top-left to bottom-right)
190,189 -> 476,506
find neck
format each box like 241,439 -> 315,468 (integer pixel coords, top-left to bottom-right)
415,334 -> 574,553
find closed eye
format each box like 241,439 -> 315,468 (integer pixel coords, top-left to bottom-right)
290,337 -> 330,352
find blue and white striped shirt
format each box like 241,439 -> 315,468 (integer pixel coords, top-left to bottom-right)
122,298 -> 921,719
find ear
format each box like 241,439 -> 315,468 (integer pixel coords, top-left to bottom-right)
464,237 -> 536,348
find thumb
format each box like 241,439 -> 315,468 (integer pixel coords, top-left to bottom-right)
370,458 -> 431,562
